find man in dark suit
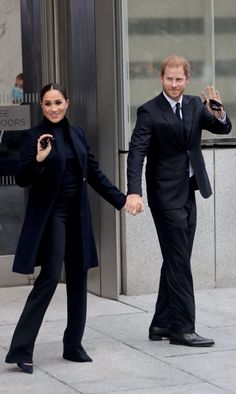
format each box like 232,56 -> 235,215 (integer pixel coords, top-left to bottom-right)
125,55 -> 232,346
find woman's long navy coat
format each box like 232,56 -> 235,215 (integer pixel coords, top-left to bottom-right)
12,118 -> 126,274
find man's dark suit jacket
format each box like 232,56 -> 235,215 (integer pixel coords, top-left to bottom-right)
127,92 -> 232,210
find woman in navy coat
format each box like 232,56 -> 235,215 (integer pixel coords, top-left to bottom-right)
5,83 -> 127,374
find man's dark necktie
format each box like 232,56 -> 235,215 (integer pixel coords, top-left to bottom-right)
175,102 -> 188,143
175,102 -> 182,122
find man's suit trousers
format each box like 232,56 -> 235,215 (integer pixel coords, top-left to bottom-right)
150,182 -> 196,333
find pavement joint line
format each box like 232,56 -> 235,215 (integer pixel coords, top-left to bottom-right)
113,381 -> 230,394
164,347 -> 236,358
94,310 -> 146,319
210,324 -> 236,328
157,360 -> 235,394
164,349 -> 224,358
0,297 -> 26,307
34,366 -> 84,394
0,318 -> 67,327
117,299 -> 151,313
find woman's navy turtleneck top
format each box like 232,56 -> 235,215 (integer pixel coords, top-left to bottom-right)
43,117 -> 82,194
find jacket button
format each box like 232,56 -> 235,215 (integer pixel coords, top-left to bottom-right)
83,177 -> 86,182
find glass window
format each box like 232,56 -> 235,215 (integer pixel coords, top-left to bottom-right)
214,0 -> 236,139
0,0 -> 25,255
123,0 -> 234,147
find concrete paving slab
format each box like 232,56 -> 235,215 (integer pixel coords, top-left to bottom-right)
120,288 -> 236,329
118,293 -> 156,313
165,349 -> 236,393
87,312 -> 225,358
195,288 -> 236,328
1,285 -> 236,394
36,321 -> 107,344
0,348 -> 78,394
87,294 -> 143,318
0,286 -> 143,324
36,337 -> 199,394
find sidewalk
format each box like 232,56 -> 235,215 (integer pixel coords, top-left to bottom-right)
1,285 -> 236,394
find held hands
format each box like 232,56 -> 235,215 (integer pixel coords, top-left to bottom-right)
36,134 -> 54,162
201,85 -> 225,119
124,194 -> 144,216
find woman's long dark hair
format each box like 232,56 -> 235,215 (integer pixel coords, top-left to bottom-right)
40,83 -> 68,101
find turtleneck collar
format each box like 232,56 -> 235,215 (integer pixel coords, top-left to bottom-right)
41,116 -> 69,131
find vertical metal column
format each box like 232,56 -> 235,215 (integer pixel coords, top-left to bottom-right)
20,0 -> 122,299
94,0 -> 123,299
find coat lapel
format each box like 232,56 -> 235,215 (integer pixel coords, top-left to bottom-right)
68,126 -> 87,175
37,121 -> 66,183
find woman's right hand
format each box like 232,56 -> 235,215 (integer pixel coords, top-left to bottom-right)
124,194 -> 144,215
36,133 -> 54,162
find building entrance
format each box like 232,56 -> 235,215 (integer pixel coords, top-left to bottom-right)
0,1 -> 33,286
0,0 -> 122,299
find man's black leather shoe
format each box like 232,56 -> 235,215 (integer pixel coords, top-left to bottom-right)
149,326 -> 170,341
170,332 -> 215,347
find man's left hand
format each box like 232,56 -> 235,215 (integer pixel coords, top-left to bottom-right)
124,194 -> 144,216
201,85 -> 225,119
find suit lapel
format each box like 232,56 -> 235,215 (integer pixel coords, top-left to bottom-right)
157,93 -> 185,147
182,96 -> 193,146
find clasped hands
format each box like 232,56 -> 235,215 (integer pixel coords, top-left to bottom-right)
124,194 -> 144,216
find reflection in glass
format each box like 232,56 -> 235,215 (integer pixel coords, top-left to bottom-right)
127,0 -> 234,141
214,0 -> 236,132
11,73 -> 24,105
0,130 -> 21,184
0,186 -> 24,255
0,111 -> 25,254
0,0 -> 25,256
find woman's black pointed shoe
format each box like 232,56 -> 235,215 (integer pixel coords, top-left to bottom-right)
63,345 -> 92,362
17,362 -> 33,374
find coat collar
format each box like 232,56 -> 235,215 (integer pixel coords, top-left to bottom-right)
41,116 -> 69,132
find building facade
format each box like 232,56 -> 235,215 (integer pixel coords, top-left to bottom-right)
0,0 -> 235,298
